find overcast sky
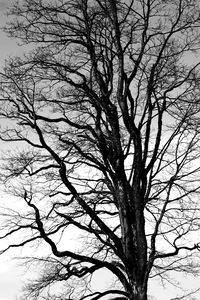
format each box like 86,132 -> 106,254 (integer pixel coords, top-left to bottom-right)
0,2 -> 24,300
0,0 -> 15,66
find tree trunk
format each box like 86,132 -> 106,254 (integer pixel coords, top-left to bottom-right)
129,291 -> 147,300
128,282 -> 148,300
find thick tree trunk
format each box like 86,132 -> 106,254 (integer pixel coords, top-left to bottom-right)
126,279 -> 148,300
129,288 -> 148,300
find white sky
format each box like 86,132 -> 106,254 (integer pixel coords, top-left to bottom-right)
0,2 -> 25,299
0,0 -> 16,65
0,1 -> 200,300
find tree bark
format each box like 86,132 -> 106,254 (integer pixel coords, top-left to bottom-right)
129,286 -> 148,300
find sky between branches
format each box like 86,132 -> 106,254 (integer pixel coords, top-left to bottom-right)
0,2 -> 23,300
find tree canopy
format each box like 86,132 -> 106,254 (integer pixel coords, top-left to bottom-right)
1,0 -> 200,299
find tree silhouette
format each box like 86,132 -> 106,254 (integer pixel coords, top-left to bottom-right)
1,0 -> 200,299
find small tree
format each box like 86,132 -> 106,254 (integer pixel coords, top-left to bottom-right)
1,0 -> 200,299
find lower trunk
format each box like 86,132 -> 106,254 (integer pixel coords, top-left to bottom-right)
128,292 -> 147,300
128,283 -> 148,300
130,292 -> 147,300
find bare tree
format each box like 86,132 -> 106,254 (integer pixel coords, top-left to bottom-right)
1,0 -> 200,299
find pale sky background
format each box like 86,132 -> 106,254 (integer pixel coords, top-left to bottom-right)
0,2 -> 26,299
0,1 -> 200,300
0,0 -> 17,64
